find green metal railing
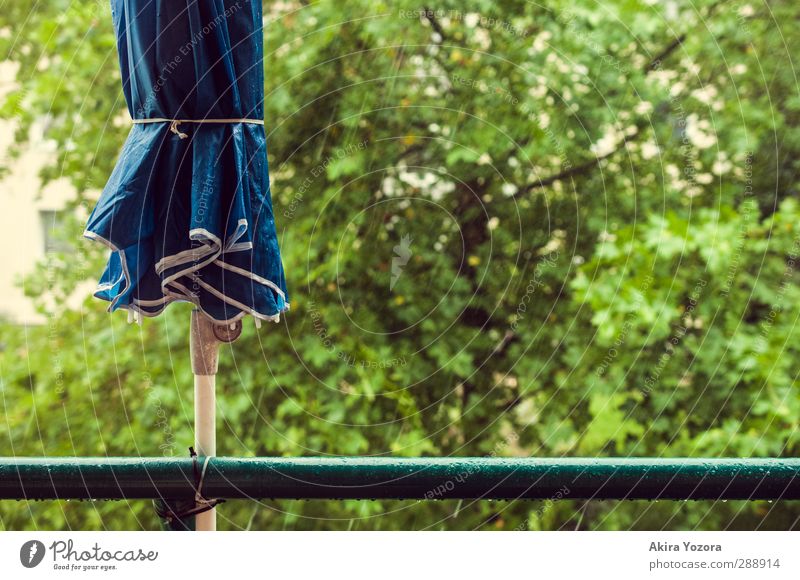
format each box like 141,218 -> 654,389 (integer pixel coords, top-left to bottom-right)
2,457 -> 798,500
3,457 -> 797,529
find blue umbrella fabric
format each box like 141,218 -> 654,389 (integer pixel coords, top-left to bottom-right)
84,0 -> 289,324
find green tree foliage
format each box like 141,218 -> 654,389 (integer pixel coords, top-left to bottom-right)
1,0 -> 798,530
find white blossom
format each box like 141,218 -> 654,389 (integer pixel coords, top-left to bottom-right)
473,28 -> 491,50
730,63 -> 747,75
641,141 -> 660,160
591,125 -> 624,157
685,114 -> 717,149
635,101 -> 654,115
381,176 -> 399,196
528,84 -> 548,99
712,159 -> 733,175
691,85 -> 718,105
738,4 -> 754,17
501,183 -> 518,197
464,13 -> 480,28
538,113 -> 551,129
429,180 -> 455,201
532,30 -> 552,53
695,173 -> 714,184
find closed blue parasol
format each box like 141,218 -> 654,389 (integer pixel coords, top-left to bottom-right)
83,0 -> 290,531
84,0 -> 289,325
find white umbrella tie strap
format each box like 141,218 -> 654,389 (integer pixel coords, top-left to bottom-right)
193,452 -> 218,510
189,447 -> 224,514
132,117 -> 265,140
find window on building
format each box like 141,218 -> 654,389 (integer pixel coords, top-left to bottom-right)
39,210 -> 72,254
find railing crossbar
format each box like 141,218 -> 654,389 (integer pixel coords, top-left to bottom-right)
1,457 -> 798,501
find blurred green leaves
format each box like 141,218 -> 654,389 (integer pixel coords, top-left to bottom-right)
1,0 -> 799,531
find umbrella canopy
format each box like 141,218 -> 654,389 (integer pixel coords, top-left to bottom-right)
84,0 -> 289,324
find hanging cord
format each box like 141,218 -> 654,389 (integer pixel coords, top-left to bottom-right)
169,120 -> 188,139
132,117 -> 265,140
155,447 -> 226,525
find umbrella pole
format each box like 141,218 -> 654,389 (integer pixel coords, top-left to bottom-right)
190,310 -> 242,531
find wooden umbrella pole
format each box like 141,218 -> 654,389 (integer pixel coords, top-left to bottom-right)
190,310 -> 242,531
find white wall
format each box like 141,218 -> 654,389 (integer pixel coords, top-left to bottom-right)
0,62 -> 92,324
0,119 -> 80,324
